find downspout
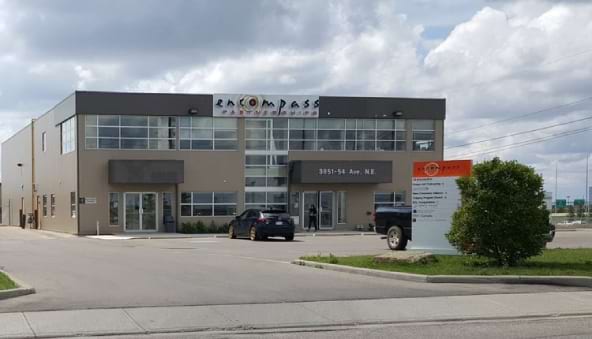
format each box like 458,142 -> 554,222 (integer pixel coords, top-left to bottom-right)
31,119 -> 36,228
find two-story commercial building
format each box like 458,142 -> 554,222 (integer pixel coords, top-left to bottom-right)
1,91 -> 444,235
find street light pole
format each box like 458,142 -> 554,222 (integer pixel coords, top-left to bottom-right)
586,153 -> 590,218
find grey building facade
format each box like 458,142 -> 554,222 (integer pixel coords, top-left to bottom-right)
1,91 -> 445,235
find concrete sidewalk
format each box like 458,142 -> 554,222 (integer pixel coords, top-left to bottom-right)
2,291 -> 592,338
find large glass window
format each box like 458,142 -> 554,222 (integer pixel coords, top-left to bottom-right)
374,192 -> 406,209
180,192 -> 237,217
85,115 -> 176,150
61,117 -> 76,154
412,120 -> 435,151
245,118 -> 408,152
109,193 -> 119,225
245,192 -> 287,211
179,117 -> 237,150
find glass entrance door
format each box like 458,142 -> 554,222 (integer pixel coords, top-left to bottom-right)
319,191 -> 334,229
125,193 -> 141,231
124,192 -> 157,232
141,193 -> 157,231
302,192 -> 318,231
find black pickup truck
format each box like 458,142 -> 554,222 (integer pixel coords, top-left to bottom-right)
373,206 -> 412,250
373,206 -> 556,251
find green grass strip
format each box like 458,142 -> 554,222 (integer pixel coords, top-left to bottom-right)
301,249 -> 592,276
0,271 -> 18,290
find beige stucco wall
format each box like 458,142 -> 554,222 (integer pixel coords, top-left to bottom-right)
77,117 -> 245,235
1,124 -> 33,226
33,110 -> 78,234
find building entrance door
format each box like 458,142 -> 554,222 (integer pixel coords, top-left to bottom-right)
319,191 -> 334,230
124,192 -> 157,232
301,191 -> 335,231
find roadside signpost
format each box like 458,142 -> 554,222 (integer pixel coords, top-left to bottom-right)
556,199 -> 567,209
410,160 -> 472,254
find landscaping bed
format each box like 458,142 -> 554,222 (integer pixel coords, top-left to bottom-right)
301,249 -> 592,276
0,271 -> 17,290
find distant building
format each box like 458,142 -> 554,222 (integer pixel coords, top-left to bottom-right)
544,191 -> 553,211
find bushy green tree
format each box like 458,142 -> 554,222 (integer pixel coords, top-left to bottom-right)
447,158 -> 549,266
567,205 -> 575,222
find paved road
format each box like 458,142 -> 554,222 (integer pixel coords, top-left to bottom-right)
0,227 -> 589,313
83,316 -> 592,339
549,229 -> 592,249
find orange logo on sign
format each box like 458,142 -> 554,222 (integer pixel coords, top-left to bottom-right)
423,162 -> 440,177
413,160 -> 472,178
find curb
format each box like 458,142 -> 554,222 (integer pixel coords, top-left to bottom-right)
292,260 -> 592,287
90,232 -> 375,240
0,270 -> 35,300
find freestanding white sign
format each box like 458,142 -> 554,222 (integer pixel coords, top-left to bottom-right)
409,160 -> 472,254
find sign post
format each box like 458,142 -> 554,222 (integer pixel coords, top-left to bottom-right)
410,160 -> 472,254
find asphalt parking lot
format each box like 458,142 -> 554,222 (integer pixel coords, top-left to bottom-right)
0,227 -> 590,313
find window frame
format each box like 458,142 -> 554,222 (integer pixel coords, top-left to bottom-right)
85,115 -> 177,151
373,192 -> 406,209
412,119 -> 435,152
70,192 -> 77,218
179,192 -> 238,217
41,131 -> 47,152
50,194 -> 56,217
61,117 -> 76,154
42,194 -> 48,217
108,192 -> 119,226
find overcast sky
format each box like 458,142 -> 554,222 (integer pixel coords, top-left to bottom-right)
1,0 -> 591,201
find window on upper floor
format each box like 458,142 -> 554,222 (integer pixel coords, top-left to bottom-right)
178,117 -> 238,151
412,120 -> 435,151
84,115 -> 177,150
413,120 -> 436,151
61,117 -> 76,154
41,132 -> 47,152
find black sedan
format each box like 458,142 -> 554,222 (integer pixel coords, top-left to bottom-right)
229,209 -> 295,241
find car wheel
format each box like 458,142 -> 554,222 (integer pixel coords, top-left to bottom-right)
249,226 -> 259,241
285,234 -> 294,241
387,226 -> 407,250
228,224 -> 236,239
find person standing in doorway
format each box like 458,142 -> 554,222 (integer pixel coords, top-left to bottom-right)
308,204 -> 318,232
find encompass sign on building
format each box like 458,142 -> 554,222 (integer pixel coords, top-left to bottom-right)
410,160 -> 472,254
213,94 -> 319,118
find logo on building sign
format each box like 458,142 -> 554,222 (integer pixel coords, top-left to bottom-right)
213,94 -> 319,118
423,162 -> 440,177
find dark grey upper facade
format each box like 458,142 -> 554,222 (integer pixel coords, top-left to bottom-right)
54,91 -> 445,124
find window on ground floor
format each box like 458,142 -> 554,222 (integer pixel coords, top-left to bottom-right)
70,192 -> 76,218
109,193 -> 119,225
42,195 -> 48,217
50,194 -> 56,217
337,191 -> 347,224
244,191 -> 287,211
180,192 -> 237,217
374,192 -> 406,209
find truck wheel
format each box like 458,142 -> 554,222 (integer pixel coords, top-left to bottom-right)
387,226 -> 407,250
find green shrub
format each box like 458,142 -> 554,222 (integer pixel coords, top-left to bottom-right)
179,220 -> 229,234
447,157 -> 549,267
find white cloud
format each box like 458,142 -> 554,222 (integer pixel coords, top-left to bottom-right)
0,0 -> 591,198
